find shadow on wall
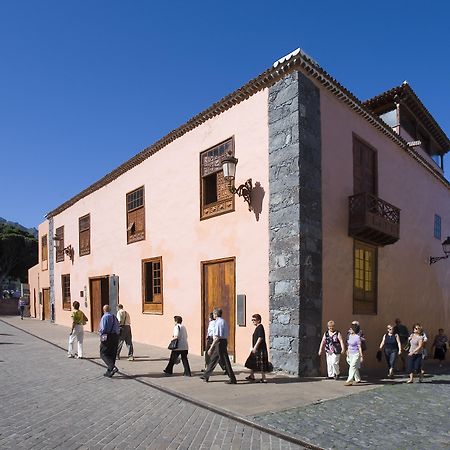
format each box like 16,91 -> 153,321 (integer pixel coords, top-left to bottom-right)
251,182 -> 265,222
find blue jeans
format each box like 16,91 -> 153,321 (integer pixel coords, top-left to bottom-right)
407,354 -> 423,374
384,349 -> 398,370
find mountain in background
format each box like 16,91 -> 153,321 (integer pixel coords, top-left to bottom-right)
0,217 -> 38,238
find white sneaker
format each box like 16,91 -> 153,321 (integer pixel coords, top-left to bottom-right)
128,356 -> 134,361
68,354 -> 74,358
76,355 -> 83,359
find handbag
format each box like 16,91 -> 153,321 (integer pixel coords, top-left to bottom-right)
168,325 -> 180,350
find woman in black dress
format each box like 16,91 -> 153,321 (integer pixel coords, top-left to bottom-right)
245,314 -> 270,383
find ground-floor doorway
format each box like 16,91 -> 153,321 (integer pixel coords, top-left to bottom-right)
42,288 -> 50,320
201,257 -> 236,359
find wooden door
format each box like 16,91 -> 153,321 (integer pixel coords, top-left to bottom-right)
353,137 -> 377,195
42,288 -> 50,321
90,277 -> 109,332
202,258 -> 236,358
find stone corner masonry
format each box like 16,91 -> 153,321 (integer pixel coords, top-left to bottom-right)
268,70 -> 322,376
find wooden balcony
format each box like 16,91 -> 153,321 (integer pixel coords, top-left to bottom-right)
349,193 -> 400,246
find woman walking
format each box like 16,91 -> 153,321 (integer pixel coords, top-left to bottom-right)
318,320 -> 345,380
244,314 -> 270,383
431,328 -> 448,367
163,316 -> 191,377
345,323 -> 363,386
406,323 -> 425,383
379,324 -> 402,378
68,301 -> 88,359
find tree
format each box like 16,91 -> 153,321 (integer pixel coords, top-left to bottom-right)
0,224 -> 38,286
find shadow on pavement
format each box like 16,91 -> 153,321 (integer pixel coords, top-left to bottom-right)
0,342 -> 22,345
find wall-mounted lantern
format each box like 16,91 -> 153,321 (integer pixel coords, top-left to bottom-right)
429,236 -> 450,265
53,236 -> 75,262
222,153 -> 253,211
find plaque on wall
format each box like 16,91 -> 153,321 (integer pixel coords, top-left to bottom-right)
237,294 -> 246,326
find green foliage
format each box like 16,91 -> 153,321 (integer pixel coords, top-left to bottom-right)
0,223 -> 38,285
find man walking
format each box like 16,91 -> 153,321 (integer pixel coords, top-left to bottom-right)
18,298 -> 26,320
116,304 -> 134,361
394,318 -> 409,370
99,305 -> 120,377
201,308 -> 237,384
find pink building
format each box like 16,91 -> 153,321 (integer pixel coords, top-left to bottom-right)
29,48 -> 449,375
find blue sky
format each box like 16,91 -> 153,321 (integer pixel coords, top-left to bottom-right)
1,0 -> 449,229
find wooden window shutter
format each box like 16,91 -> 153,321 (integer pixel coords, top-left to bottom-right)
127,187 -> 145,244
62,274 -> 71,310
41,235 -> 48,271
353,137 -> 377,196
79,214 -> 90,256
55,226 -> 64,262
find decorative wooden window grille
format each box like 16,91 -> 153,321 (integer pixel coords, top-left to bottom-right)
200,138 -> 235,220
55,226 -> 64,263
41,234 -> 48,271
126,187 -> 145,244
142,257 -> 163,314
434,214 -> 442,240
62,274 -> 71,310
353,241 -> 377,315
79,214 -> 91,256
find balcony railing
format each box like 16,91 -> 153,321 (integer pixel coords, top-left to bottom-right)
349,193 -> 400,246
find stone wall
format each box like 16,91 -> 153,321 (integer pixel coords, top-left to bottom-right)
268,70 -> 322,376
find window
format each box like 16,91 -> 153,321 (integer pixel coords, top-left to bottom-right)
41,234 -> 48,271
61,274 -> 71,310
55,226 -> 64,262
142,257 -> 163,314
379,109 -> 398,127
434,214 -> 442,240
126,187 -> 145,244
79,214 -> 91,256
353,136 -> 377,196
353,241 -> 377,314
200,139 -> 235,219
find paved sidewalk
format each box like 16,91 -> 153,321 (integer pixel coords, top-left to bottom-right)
0,316 -> 380,417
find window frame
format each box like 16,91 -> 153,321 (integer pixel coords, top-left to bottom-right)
61,274 -> 71,311
353,240 -> 378,315
79,213 -> 91,256
141,256 -> 163,314
126,186 -> 145,244
434,214 -> 442,240
55,226 -> 65,263
200,138 -> 235,220
41,234 -> 48,271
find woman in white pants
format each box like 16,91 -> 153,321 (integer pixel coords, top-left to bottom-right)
68,301 -> 88,359
345,323 -> 364,385
318,320 -> 345,380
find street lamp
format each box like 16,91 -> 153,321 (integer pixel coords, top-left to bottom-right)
222,153 -> 253,211
429,236 -> 450,265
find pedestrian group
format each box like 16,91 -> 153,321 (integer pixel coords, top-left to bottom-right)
65,303 -> 447,383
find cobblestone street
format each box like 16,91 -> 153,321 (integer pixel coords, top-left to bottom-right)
253,373 -> 450,449
0,320 -> 303,450
2,316 -> 450,449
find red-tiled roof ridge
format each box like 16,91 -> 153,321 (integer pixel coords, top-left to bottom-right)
363,82 -> 449,152
46,49 -> 450,218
